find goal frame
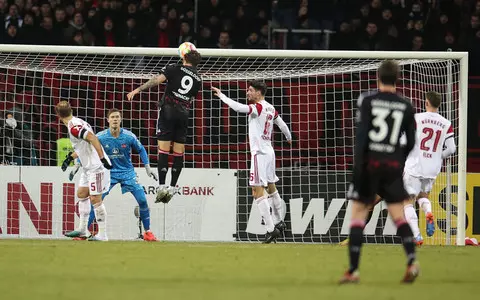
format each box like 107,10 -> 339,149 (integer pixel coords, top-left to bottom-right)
0,44 -> 468,245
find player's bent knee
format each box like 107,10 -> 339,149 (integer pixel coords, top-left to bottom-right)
90,194 -> 102,205
77,187 -> 89,199
417,192 -> 429,199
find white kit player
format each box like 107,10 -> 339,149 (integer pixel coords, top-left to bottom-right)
403,91 -> 456,245
56,101 -> 113,241
211,81 -> 292,243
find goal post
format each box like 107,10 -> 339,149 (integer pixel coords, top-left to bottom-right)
0,45 -> 468,245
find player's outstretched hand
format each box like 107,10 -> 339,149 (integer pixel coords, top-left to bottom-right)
101,157 -> 113,169
145,165 -> 158,181
211,86 -> 224,98
61,152 -> 74,172
126,89 -> 139,101
287,140 -> 292,145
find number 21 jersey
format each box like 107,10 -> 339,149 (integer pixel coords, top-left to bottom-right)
404,112 -> 453,178
159,63 -> 202,108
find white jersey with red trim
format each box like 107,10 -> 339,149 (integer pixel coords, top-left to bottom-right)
404,112 -> 454,179
248,100 -> 278,154
68,116 -> 107,172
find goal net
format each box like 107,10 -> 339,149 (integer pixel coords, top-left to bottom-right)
0,45 -> 467,245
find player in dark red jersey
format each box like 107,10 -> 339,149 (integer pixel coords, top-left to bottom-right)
340,60 -> 419,284
127,49 -> 202,204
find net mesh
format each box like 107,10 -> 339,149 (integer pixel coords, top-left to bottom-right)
0,49 -> 461,244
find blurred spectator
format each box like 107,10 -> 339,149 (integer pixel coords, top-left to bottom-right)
147,17 -> 175,47
64,12 -> 94,45
40,15 -> 64,44
245,31 -> 267,49
124,16 -> 142,47
357,21 -> 383,50
5,3 -> 23,29
178,21 -> 195,45
18,12 -> 37,43
197,25 -> 215,47
4,23 -> 20,43
54,6 -> 68,29
331,21 -> 356,50
217,30 -> 232,48
96,17 -> 121,46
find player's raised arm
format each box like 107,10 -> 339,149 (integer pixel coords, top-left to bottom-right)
211,86 -> 251,114
273,113 -> 292,144
85,131 -> 112,169
127,74 -> 167,101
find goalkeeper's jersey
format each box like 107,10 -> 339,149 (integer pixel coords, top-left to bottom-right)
68,116 -> 108,172
97,128 -> 149,180
248,100 -> 278,154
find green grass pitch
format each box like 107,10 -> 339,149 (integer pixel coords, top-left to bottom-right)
0,240 -> 478,300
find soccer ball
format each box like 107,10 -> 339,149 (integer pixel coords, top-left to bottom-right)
178,42 -> 197,59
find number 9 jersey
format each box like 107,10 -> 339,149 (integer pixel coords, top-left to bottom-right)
404,112 -> 455,179
159,63 -> 202,108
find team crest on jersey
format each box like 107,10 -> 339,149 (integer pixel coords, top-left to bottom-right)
112,148 -> 119,154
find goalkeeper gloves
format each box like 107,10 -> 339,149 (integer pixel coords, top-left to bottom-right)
61,152 -> 74,172
145,164 -> 158,181
69,160 -> 81,181
101,157 -> 113,170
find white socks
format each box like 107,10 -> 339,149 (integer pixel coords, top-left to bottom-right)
404,204 -> 420,238
417,197 -> 432,214
77,197 -> 91,233
268,191 -> 285,225
256,196 -> 275,232
93,202 -> 108,239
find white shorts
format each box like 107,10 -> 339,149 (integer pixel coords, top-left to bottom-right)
249,152 -> 278,187
403,173 -> 435,196
78,168 -> 111,196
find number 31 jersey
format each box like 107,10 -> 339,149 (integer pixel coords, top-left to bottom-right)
159,63 -> 202,108
404,112 -> 453,178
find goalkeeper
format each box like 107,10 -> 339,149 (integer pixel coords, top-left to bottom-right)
68,108 -> 158,241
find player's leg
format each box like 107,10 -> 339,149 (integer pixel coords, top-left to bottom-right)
402,174 -> 423,245
156,106 -> 174,203
87,169 -> 111,241
339,199 -> 370,284
65,171 -> 91,238
417,180 -> 435,237
251,153 -> 280,243
265,151 -> 286,231
126,179 -> 156,241
339,195 -> 382,246
384,175 -> 419,283
87,179 -> 117,232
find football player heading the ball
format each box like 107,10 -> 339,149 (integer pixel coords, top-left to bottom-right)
127,42 -> 202,204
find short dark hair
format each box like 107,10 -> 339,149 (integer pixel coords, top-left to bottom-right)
184,50 -> 202,67
378,59 -> 399,85
55,101 -> 72,118
426,91 -> 441,108
107,108 -> 122,118
248,80 -> 267,96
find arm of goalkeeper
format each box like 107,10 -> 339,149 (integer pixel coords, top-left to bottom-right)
69,159 -> 81,181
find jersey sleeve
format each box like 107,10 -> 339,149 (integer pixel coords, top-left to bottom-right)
248,103 -> 263,118
159,64 -> 177,80
403,103 -> 416,156
130,134 -> 150,165
353,96 -> 371,168
70,124 -> 88,140
446,124 -> 454,138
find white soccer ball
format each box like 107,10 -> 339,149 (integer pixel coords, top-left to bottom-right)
178,42 -> 197,59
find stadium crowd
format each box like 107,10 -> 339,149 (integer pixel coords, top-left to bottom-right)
0,0 -> 478,69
